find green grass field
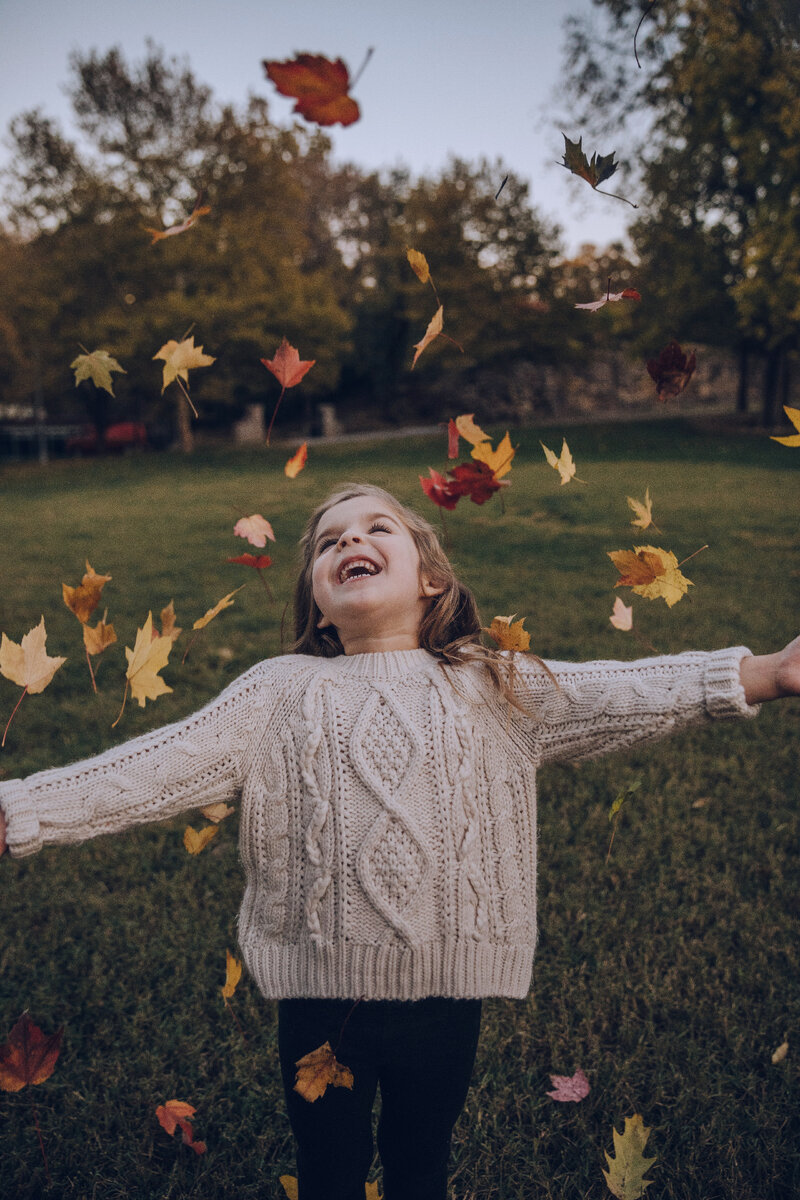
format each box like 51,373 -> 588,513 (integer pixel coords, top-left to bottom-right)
1,419 -> 798,1199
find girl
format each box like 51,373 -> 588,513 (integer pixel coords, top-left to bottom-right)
1,482 -> 797,1200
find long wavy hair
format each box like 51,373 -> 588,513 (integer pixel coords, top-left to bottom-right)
292,483 -> 549,699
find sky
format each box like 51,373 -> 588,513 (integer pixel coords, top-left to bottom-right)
0,0 -> 631,255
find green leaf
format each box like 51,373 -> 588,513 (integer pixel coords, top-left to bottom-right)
70,349 -> 126,396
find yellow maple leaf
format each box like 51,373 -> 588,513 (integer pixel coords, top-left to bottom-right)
627,488 -> 655,530
221,949 -> 242,1000
153,336 -> 216,394
192,586 -> 245,631
486,614 -> 531,651
62,561 -> 112,624
406,247 -> 431,284
541,438 -> 576,485
294,1041 -> 354,1103
125,613 -> 173,706
610,545 -> 692,608
602,1113 -> 657,1200
454,413 -> 490,446
411,305 -> 443,369
770,405 -> 800,447
200,802 -> 235,823
0,617 -> 66,693
83,617 -> 117,656
280,1174 -> 380,1199
183,825 -> 218,854
471,431 -> 515,479
70,349 -> 126,396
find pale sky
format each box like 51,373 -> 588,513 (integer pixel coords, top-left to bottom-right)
0,0 -> 631,255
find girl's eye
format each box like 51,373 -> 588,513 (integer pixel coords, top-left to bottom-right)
316,537 -> 336,553
369,522 -> 392,534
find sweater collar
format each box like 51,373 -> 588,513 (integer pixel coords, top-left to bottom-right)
311,648 -> 437,681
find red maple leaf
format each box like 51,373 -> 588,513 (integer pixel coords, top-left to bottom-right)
227,554 -> 272,569
449,460 -> 507,505
0,1013 -> 63,1092
646,340 -> 697,402
263,54 -> 360,126
419,467 -> 462,510
261,337 -> 315,444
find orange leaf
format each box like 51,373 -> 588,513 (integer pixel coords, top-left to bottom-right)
263,54 -> 360,127
155,1099 -> 206,1155
145,202 -> 211,245
285,442 -> 308,478
62,561 -> 112,624
0,1013 -> 64,1093
83,617 -> 117,656
261,338 -> 315,390
183,825 -> 218,854
608,548 -> 666,586
411,306 -> 443,369
221,949 -> 242,1001
486,614 -> 531,652
293,1041 -> 354,1103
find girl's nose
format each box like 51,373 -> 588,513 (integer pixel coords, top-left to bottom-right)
337,530 -> 362,547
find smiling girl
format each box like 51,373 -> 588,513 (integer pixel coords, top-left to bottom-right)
1,482 -> 798,1200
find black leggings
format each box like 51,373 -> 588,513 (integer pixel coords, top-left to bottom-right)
278,996 -> 482,1200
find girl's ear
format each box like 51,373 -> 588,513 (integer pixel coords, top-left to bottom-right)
316,611 -> 332,629
420,576 -> 445,598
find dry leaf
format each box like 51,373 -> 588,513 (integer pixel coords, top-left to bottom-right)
770,405 -> 800,447
406,247 -> 431,284
200,802 -> 235,823
486,614 -> 531,652
646,341 -> 696,402
70,349 -> 126,396
447,419 -> 459,459
183,825 -> 218,854
285,442 -> 308,478
221,949 -> 242,1001
63,561 -> 112,624
192,586 -> 244,630
261,337 -> 316,444
610,546 -> 692,608
575,287 -> 641,312
145,201 -> 211,245
125,613 -> 173,707
158,601 -> 182,644
234,515 -> 275,548
610,597 -> 633,631
0,618 -> 66,694
294,1040 -> 354,1103
560,133 -> 619,188
263,54 -> 360,126
412,306 -> 443,368
603,1113 -> 656,1200
83,617 -> 117,656
627,489 -> 655,530
454,413 -> 490,446
471,430 -> 514,479
0,1013 -> 64,1093
154,336 -> 215,394
541,438 -> 576,485
546,1068 -> 590,1102
155,1099 -> 206,1155
771,1041 -> 789,1064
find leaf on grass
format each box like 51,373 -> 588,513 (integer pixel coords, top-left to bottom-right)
200,802 -> 235,823
192,587 -> 244,630
63,561 -> 112,624
145,201 -> 211,245
263,54 -> 360,127
471,430 -> 515,479
221,949 -> 242,1001
560,134 -> 619,188
70,349 -> 126,396
227,553 -> 273,569
0,1013 -> 64,1093
183,825 -> 218,854
154,336 -> 215,394
609,545 -> 692,607
155,1099 -> 207,1155
627,489 -> 655,530
546,1067 -> 590,1102
486,614 -> 531,652
0,618 -> 66,694
412,306 -> 444,368
770,405 -> 800,447
772,1041 -> 789,1064
609,597 -> 633,631
234,514 -> 275,548
575,288 -> 641,312
83,617 -> 117,656
285,443 -> 308,478
406,248 -> 431,284
646,341 -> 696,402
541,438 -> 576,485
294,1040 -> 354,1103
603,1113 -> 656,1200
125,613 -> 173,707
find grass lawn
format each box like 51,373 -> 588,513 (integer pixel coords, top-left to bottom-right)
1,418 -> 798,1199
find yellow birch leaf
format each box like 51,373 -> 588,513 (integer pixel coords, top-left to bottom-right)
602,1113 -> 657,1200
0,618 -> 66,693
471,431 -> 515,479
770,405 -> 800,446
200,802 -> 235,823
541,438 -> 576,485
183,825 -> 218,854
125,613 -> 173,706
486,614 -> 531,651
221,949 -> 242,1000
63,561 -> 112,624
294,1041 -> 354,1103
454,413 -> 490,445
406,247 -> 430,284
83,618 -> 117,656
153,336 -> 215,394
627,488 -> 655,530
411,305 -> 443,368
70,349 -> 126,396
192,586 -> 245,630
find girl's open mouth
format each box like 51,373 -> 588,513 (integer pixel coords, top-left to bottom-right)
337,557 -> 382,584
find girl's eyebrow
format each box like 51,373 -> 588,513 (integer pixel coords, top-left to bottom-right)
315,511 -> 397,544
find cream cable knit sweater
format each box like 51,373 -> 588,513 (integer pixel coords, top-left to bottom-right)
0,646 -> 758,1000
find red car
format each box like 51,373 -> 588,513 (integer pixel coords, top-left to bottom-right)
66,422 -> 148,454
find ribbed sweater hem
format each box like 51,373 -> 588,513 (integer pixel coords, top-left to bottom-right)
240,939 -> 534,1000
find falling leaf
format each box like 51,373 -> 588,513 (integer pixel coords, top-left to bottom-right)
201,802 -> 235,823
541,438 -> 576,485
83,617 -> 117,656
471,431 -> 515,479
192,587 -> 244,630
221,949 -> 242,1001
560,133 -> 619,187
454,413 -> 490,446
486,614 -> 531,652
546,1068 -> 590,1102
262,337 -> 315,444
285,443 -> 308,478
770,405 -> 800,447
411,305 -> 444,369
183,825 -> 218,854
294,1041 -> 354,1103
609,545 -> 692,607
608,778 -> 642,823
263,54 -> 360,126
145,201 -> 211,245
406,248 -> 431,284
124,613 -> 173,707
419,467 -> 462,511
234,515 -> 275,548
62,561 -> 112,624
772,1041 -> 789,1064
646,341 -> 696,402
447,419 -> 459,459
449,460 -> 508,505
603,1113 -> 656,1200
610,597 -> 633,631
0,1013 -> 63,1093
158,601 -> 182,644
154,336 -> 215,395
155,1099 -> 207,1155
227,553 -> 273,569
70,349 -> 126,396
0,618 -> 66,694
627,489 -> 655,531
575,287 -> 641,312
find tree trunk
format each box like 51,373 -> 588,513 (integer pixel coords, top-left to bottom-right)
175,393 -> 194,453
736,343 -> 749,414
779,353 -> 792,414
761,346 -> 782,428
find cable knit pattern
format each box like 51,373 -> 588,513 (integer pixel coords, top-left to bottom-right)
0,646 -> 759,1000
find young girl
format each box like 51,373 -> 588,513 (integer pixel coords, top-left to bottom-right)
1,482 -> 797,1200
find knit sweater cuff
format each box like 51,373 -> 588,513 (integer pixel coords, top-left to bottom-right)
704,646 -> 760,719
0,779 -> 41,858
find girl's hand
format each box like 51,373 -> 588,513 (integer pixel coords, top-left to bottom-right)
740,636 -> 800,704
0,807 -> 6,856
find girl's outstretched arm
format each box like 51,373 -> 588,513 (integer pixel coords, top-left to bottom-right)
740,634 -> 800,704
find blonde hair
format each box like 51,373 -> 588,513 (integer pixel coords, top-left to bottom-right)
291,483 -> 548,700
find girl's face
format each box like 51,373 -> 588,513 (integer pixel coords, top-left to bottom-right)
310,495 -> 442,654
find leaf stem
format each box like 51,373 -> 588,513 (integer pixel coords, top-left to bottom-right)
677,544 -> 709,568
224,998 -> 248,1042
85,646 -> 97,694
256,568 -> 274,600
181,632 -> 202,665
30,1093 -> 52,1187
634,0 -> 661,69
333,998 -> 363,1056
495,175 -> 509,200
594,186 -> 639,208
2,686 -> 28,748
176,376 -> 199,419
111,680 -> 129,729
265,385 -> 287,446
350,46 -> 374,88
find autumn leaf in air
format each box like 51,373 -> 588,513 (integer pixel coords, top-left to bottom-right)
263,54 -> 360,126
454,413 -> 490,446
0,1013 -> 64,1093
285,442 -> 308,477
193,587 -> 244,630
234,514 -> 275,548
63,561 -> 112,624
155,1099 -> 207,1155
541,438 -> 577,485
228,553 -> 272,569
407,248 -> 431,284
610,597 -> 633,631
626,488 -> 656,531
603,1113 -> 656,1200
471,430 -> 515,479
646,340 -> 696,402
183,825 -> 218,854
560,134 -> 636,207
83,616 -> 117,656
546,1068 -> 590,1102
154,336 -> 215,417
450,460 -> 508,505
419,467 -> 462,511
1,618 -> 66,746
145,199 -> 211,245
70,349 -> 126,396
609,546 -> 693,607
112,612 -> 172,727
412,305 -> 444,368
157,600 -> 182,644
221,948 -> 242,1001
575,287 -> 641,312
770,405 -> 800,446
262,337 -> 315,444
486,614 -> 531,652
447,419 -> 460,459
294,1041 -> 354,1103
